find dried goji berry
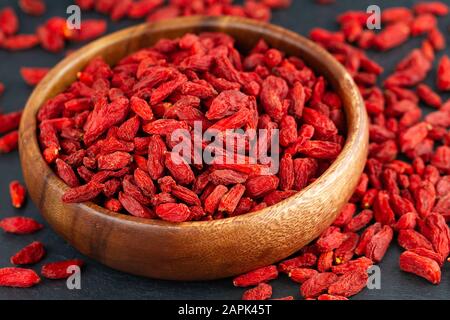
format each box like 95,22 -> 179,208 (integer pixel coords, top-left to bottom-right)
327,269 -> 368,297
20,67 -> 49,86
41,259 -> 84,279
437,55 -> 450,91
9,180 -> 26,208
155,203 -> 190,223
288,268 -> 319,284
10,241 -> 45,265
399,251 -> 441,284
242,283 -> 272,300
300,272 -> 338,299
278,253 -> 317,273
19,0 -> 46,16
62,181 -> 104,203
365,225 -> 393,263
0,217 -> 43,234
0,268 -> 40,288
0,7 -> 18,36
233,265 -> 278,287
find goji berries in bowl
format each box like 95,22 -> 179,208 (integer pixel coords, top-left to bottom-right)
19,16 -> 368,280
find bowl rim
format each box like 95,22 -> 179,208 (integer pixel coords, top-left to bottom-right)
21,16 -> 367,229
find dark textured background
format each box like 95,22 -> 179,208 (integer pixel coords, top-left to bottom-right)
0,0 -> 449,300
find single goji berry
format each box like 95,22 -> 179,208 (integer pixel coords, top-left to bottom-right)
9,180 -> 26,208
0,268 -> 40,288
0,217 -> 43,234
233,265 -> 278,287
41,259 -> 84,279
399,251 -> 441,284
242,283 -> 272,300
10,241 -> 45,265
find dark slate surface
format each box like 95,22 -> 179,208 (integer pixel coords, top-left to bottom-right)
0,0 -> 449,300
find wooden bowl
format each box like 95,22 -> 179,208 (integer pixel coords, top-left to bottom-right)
19,16 -> 368,281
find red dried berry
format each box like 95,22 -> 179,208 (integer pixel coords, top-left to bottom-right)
20,67 -> 49,86
41,259 -> 84,279
242,283 -> 273,300
300,272 -> 338,299
233,265 -> 278,287
0,217 -> 43,234
365,225 -> 393,263
399,251 -> 441,284
437,55 -> 450,91
10,241 -> 45,265
327,269 -> 368,297
62,181 -> 104,203
19,0 -> 46,16
0,7 -> 18,36
278,253 -> 317,273
288,268 -> 319,284
0,268 -> 40,288
155,203 -> 191,223
9,180 -> 26,208
0,130 -> 19,153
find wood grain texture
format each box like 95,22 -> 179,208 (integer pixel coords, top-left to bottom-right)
19,16 -> 369,281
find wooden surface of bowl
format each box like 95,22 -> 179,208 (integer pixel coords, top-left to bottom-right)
19,16 -> 368,281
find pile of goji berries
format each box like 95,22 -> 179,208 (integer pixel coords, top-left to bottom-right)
232,1 -> 450,300
75,0 -> 291,22
37,31 -> 345,222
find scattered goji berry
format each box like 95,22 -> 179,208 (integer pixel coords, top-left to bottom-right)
399,251 -> 441,284
19,0 -> 46,16
10,241 -> 45,265
20,67 -> 49,86
242,283 -> 272,300
0,217 -> 43,234
41,259 -> 84,279
9,180 -> 26,208
0,267 -> 40,288
327,269 -> 368,297
233,265 -> 278,287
